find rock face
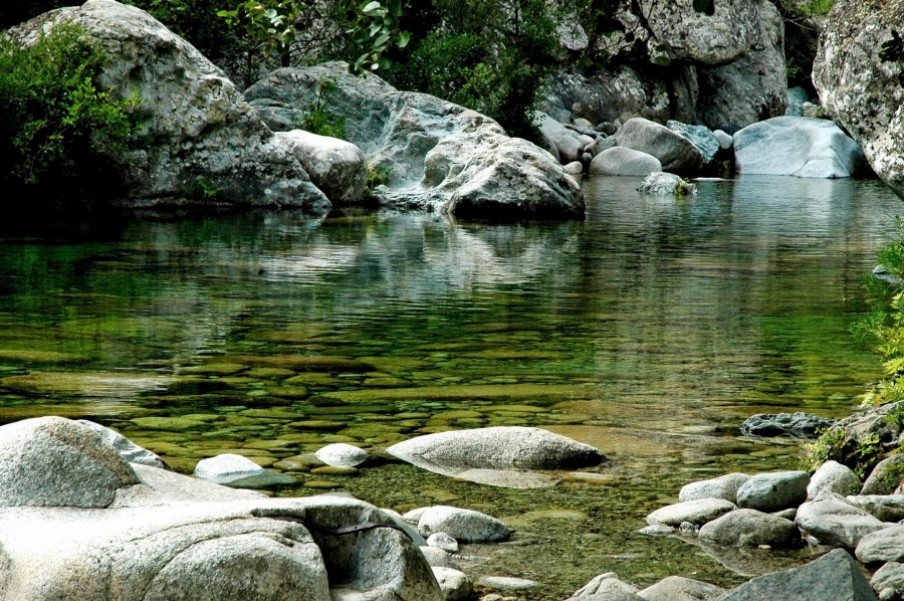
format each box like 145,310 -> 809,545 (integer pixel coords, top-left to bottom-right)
712,549 -> 878,601
613,118 -> 704,172
14,0 -> 329,212
245,63 -> 584,219
813,0 -> 904,200
0,417 -> 442,601
695,0 -> 787,131
386,426 -> 604,476
740,412 -> 837,439
733,117 -> 866,178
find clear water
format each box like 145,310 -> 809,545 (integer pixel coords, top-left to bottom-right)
0,175 -> 901,598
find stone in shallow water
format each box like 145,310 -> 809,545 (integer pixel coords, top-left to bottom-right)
698,509 -> 802,548
736,471 -> 809,512
639,575 -> 724,601
478,576 -> 538,590
740,412 -> 836,439
417,506 -> 510,543
646,498 -> 736,527
679,473 -> 749,504
194,453 -> 264,484
796,493 -> 885,549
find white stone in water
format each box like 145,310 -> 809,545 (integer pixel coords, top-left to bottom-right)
646,498 -> 736,527
193,453 -> 264,483
478,576 -> 538,590
315,443 -> 368,467
427,532 -> 459,553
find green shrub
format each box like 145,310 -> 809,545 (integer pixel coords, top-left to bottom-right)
0,24 -> 140,208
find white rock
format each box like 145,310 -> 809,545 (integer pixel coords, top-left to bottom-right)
679,473 -> 750,503
808,461 -> 861,500
856,525 -> 904,564
427,532 -> 459,553
193,453 -> 264,484
433,567 -> 472,601
418,506 -> 510,543
277,130 -> 366,203
589,147 -> 662,176
314,443 -> 368,468
646,498 -> 736,527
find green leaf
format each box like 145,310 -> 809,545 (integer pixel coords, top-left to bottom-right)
397,30 -> 411,49
361,1 -> 382,14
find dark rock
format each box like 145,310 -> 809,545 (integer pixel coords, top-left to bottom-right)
740,412 -> 836,439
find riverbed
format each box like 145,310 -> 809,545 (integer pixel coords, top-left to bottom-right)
0,175 -> 900,598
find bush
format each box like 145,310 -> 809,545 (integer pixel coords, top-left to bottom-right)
0,24 -> 140,209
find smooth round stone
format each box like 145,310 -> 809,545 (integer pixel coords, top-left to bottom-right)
478,576 -> 538,590
646,498 -> 737,527
427,532 -> 459,553
194,453 -> 264,483
315,443 -> 368,467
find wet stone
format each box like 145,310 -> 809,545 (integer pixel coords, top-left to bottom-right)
310,466 -> 358,476
304,479 -> 340,489
289,420 -> 347,430
180,363 -> 248,376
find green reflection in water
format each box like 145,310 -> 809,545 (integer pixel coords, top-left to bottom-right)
0,175 -> 901,598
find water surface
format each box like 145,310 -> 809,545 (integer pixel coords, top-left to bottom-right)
0,175 -> 900,597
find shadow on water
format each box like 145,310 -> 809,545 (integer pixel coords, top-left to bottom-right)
0,175 -> 902,598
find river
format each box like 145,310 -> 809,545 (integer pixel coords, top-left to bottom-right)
0,175 -> 900,598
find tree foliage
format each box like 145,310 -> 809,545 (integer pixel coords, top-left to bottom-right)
0,24 -> 140,208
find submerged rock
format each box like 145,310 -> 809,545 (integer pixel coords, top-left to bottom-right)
245,63 -> 584,219
13,0 -> 329,211
740,412 -> 836,439
386,426 -> 604,488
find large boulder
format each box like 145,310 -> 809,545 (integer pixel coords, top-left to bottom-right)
712,549 -> 878,601
276,130 -> 366,203
696,0 -> 787,131
386,426 -> 605,476
733,117 -> 866,178
244,63 -> 584,219
613,118 -> 704,172
0,417 -> 442,601
813,0 -> 904,199
13,0 -> 329,212
697,509 -> 801,548
589,147 -> 662,176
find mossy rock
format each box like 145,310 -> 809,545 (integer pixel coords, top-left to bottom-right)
288,420 -> 347,430
180,363 -> 248,376
311,465 -> 358,476
2,372 -> 174,396
0,349 -> 89,364
131,416 -> 217,431
245,367 -> 297,378
321,383 -> 584,403
363,377 -> 410,387
232,355 -> 375,372
304,479 -> 340,489
239,408 -> 302,419
265,386 -> 310,400
283,373 -> 342,387
358,357 -> 429,372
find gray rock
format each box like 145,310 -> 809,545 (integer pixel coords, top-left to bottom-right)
646,498 -> 737,527
862,455 -> 904,495
614,118 -> 704,172
589,147 -> 662,176
740,412 -> 837,439
639,576 -> 725,601
586,137 -> 618,158
847,495 -> 904,522
712,549 -> 878,601
698,509 -> 801,548
433,567 -> 472,601
276,130 -> 366,203
386,427 -> 604,478
245,63 -> 584,219
478,576 -> 538,590
536,112 -> 585,163
639,524 -> 675,537
419,546 -> 454,568
855,525 -> 904,564
871,562 -> 904,601
679,473 -> 750,504
733,117 -> 866,178
315,443 -> 368,468
13,0 -> 329,212
696,0 -> 787,131
76,419 -> 166,469
736,471 -> 809,512
0,416 -> 138,508
813,1 -> 904,200
667,121 -> 721,165
808,461 -> 861,500
427,532 -> 459,553
0,418 -> 442,601
640,0 -> 760,65
564,161 -> 585,175
193,453 -> 264,484
713,130 -> 733,150
417,506 -> 511,543
795,493 -> 886,548
569,573 -> 644,600
637,172 -> 697,196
